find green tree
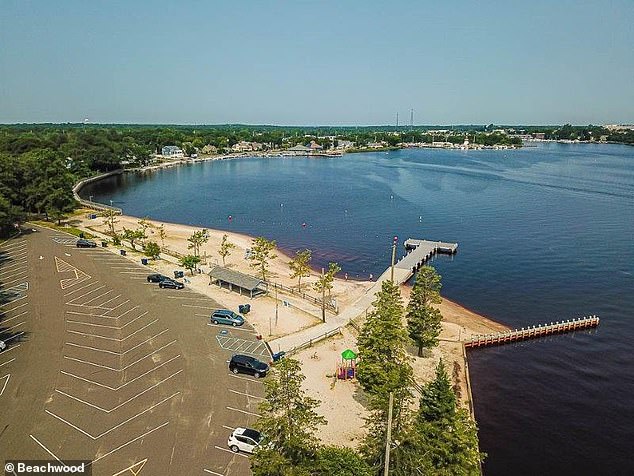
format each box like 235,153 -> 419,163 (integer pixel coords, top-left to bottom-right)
218,233 -> 236,266
0,193 -> 23,236
249,236 -> 277,281
406,267 -> 443,357
187,228 -> 209,257
289,249 -> 312,291
404,361 -> 483,475
180,254 -> 201,275
357,280 -> 414,470
143,241 -> 161,259
252,357 -> 326,476
102,208 -> 119,236
313,262 -> 340,298
157,224 -> 167,250
308,446 -> 374,476
121,227 -> 145,250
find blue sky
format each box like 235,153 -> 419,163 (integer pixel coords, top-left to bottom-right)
1,0 -> 632,125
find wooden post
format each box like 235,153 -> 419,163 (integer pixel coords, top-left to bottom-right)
384,392 -> 394,475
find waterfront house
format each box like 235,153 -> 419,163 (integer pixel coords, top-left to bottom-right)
161,145 -> 184,158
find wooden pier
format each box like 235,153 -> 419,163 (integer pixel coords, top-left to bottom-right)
396,239 -> 458,276
465,315 -> 600,348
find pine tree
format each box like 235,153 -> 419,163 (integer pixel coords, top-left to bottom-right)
252,358 -> 325,475
218,233 -> 236,265
357,280 -> 414,471
407,266 -> 443,356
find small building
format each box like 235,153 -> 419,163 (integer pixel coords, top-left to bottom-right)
208,265 -> 267,298
162,145 -> 184,158
309,140 -> 323,150
286,144 -> 312,154
201,144 -> 218,155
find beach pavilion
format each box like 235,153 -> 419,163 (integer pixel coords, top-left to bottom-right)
207,265 -> 268,298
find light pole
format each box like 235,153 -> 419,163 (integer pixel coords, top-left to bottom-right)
275,284 -> 279,327
321,267 -> 326,323
384,392 -> 394,475
390,236 -> 398,282
89,195 -> 93,202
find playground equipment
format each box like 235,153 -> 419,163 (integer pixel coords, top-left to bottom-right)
336,349 -> 357,380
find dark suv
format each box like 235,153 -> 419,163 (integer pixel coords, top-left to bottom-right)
229,354 -> 269,378
76,238 -> 97,248
158,279 -> 184,289
147,274 -> 170,283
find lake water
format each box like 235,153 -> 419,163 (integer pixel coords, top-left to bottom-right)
83,143 -> 634,475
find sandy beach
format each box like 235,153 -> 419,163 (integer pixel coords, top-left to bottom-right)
70,210 -> 510,447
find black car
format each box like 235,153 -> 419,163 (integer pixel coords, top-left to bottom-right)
76,238 -> 97,248
158,279 -> 184,289
147,273 -> 170,283
229,354 -> 269,378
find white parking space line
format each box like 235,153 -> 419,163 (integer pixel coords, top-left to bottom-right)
0,344 -> 21,355
61,356 -> 181,391
90,421 -> 169,465
81,289 -> 114,305
165,295 -> 213,301
67,311 -> 148,330
118,271 -> 151,274
45,393 -> 179,440
213,446 -> 249,459
183,304 -> 218,310
30,434 -> 63,463
64,340 -> 177,372
55,370 -> 183,412
228,374 -> 265,384
66,285 -> 107,304
3,311 -> 28,323
102,299 -> 131,314
204,469 -> 225,475
95,293 -> 123,307
222,425 -> 235,431
1,302 -> 28,313
0,241 -> 27,251
67,302 -> 114,311
0,295 -> 26,307
66,305 -> 140,320
63,281 -> 99,297
228,389 -> 264,400
65,329 -> 170,355
214,445 -> 249,458
67,319 -> 158,341
4,321 -> 25,332
0,260 -> 28,271
0,270 -> 28,281
0,358 -> 16,368
226,406 -> 261,417
3,331 -> 24,343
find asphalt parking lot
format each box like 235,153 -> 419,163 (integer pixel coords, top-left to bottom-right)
0,225 -> 269,476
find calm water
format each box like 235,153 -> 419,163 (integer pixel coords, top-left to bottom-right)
83,143 -> 634,475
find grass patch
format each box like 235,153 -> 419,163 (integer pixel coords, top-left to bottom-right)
30,220 -> 95,239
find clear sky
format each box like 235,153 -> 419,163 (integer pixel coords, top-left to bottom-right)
1,0 -> 632,125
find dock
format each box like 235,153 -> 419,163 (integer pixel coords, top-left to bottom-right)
465,315 -> 600,348
395,239 -> 458,279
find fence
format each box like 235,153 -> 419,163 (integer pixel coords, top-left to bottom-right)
285,327 -> 343,356
267,281 -> 338,314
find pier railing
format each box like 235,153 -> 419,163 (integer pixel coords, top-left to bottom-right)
465,315 -> 600,349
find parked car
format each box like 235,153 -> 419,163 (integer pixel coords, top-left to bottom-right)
0,340 -> 6,352
158,279 -> 184,289
76,238 -> 97,248
227,427 -> 262,454
147,273 -> 170,283
210,309 -> 244,327
229,354 -> 269,378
